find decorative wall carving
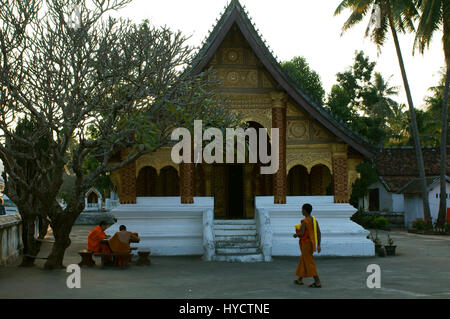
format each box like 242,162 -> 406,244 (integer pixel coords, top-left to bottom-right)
312,123 -> 333,141
233,108 -> 272,133
262,73 -> 274,88
227,94 -> 272,109
135,148 -> 178,176
286,102 -> 306,117
118,160 -> 137,204
271,92 -> 287,204
247,50 -> 259,66
287,120 -> 309,141
332,155 -> 349,203
286,148 -> 332,173
209,53 -> 218,65
180,162 -> 194,204
217,69 -> 258,88
223,48 -> 244,64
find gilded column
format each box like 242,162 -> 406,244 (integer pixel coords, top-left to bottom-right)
244,164 -> 254,218
332,144 -> 349,203
270,92 -> 287,204
118,149 -> 137,204
180,162 -> 194,204
204,165 -> 212,197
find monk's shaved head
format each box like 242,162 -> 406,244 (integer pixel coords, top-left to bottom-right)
302,203 -> 312,215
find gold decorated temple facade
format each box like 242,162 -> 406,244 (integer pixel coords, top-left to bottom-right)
109,1 -> 374,219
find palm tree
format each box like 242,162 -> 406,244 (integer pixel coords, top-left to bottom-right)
414,0 -> 450,227
369,72 -> 400,122
335,0 -> 432,221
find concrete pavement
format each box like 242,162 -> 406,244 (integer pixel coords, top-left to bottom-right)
0,227 -> 449,299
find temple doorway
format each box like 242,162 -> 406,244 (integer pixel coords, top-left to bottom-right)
226,164 -> 244,219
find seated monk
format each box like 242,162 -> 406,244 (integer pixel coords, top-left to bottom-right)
108,225 -> 140,267
109,225 -> 140,253
87,220 -> 111,254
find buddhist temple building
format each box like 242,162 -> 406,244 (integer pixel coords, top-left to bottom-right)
106,0 -> 375,261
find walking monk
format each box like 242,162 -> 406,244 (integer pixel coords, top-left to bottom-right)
293,203 -> 322,288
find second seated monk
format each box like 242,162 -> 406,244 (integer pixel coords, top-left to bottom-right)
108,225 -> 140,267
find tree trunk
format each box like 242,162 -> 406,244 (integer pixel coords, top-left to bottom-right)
388,13 -> 432,221
44,219 -> 73,270
436,63 -> 449,228
19,216 -> 41,267
38,215 -> 49,239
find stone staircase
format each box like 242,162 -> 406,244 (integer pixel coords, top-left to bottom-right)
213,219 -> 264,262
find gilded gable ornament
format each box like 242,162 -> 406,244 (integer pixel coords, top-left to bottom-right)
312,122 -> 332,140
223,48 -> 243,64
218,69 -> 258,87
287,120 -> 309,141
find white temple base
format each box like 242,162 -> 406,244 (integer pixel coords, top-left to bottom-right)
107,197 -> 215,259
107,196 -> 374,260
255,196 -> 374,258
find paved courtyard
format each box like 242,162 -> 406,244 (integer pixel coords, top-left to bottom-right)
0,226 -> 449,299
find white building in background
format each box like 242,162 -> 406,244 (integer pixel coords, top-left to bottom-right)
359,147 -> 450,228
84,187 -> 103,211
398,176 -> 450,227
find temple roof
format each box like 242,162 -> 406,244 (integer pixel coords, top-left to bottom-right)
373,146 -> 450,193
189,0 -> 375,158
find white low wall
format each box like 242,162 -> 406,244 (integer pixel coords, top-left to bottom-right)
107,197 -> 215,259
0,214 -> 23,266
255,196 -> 374,257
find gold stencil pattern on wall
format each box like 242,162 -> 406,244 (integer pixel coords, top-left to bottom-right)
218,69 -> 259,88
287,120 -> 309,141
223,48 -> 244,64
312,122 -> 333,141
226,94 -> 272,109
262,73 -> 274,88
286,102 -> 306,117
247,50 -> 259,66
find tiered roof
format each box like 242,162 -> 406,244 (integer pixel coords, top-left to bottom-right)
189,0 -> 375,158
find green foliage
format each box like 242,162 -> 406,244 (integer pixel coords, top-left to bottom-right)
82,155 -> 114,198
281,56 -> 325,105
349,161 -> 378,207
326,51 -> 406,146
351,209 -> 389,230
412,218 -> 433,231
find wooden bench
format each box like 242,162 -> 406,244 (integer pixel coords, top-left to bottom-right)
78,250 -> 95,267
93,252 -> 133,269
136,250 -> 151,266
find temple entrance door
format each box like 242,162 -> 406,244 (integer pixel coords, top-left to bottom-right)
226,164 -> 244,219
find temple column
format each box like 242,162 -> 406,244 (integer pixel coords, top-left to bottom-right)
204,165 -> 212,197
119,150 -> 137,204
270,91 -> 287,204
180,162 -> 194,204
244,164 -> 253,218
332,144 -> 349,203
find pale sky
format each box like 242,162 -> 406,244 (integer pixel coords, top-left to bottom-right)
111,0 -> 446,110
0,0 -> 446,178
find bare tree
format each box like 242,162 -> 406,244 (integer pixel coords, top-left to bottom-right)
0,0 -> 238,269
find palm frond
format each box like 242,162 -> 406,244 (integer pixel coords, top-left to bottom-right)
414,0 -> 443,55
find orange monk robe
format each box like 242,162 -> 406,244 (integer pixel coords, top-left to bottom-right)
296,217 -> 318,278
87,225 -> 111,253
109,231 -> 140,253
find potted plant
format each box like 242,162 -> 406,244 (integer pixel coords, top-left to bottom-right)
384,234 -> 396,256
369,231 -> 384,256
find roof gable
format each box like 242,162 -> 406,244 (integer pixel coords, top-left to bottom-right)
190,0 -> 374,158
